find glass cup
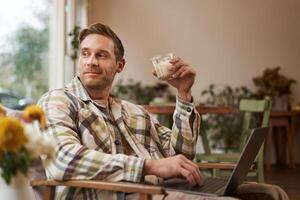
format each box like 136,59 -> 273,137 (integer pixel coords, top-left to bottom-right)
151,53 -> 174,81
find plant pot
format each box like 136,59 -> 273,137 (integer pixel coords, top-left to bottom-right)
272,95 -> 290,111
0,172 -> 35,200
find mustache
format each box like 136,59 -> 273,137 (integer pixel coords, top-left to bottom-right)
83,68 -> 102,74
84,71 -> 101,74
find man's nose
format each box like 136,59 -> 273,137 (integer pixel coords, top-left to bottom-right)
86,55 -> 98,66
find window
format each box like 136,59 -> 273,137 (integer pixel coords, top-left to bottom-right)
0,0 -> 52,107
47,0 -> 87,92
0,0 -> 87,109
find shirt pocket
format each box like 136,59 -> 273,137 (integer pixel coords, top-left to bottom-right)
124,114 -> 152,144
77,108 -> 112,153
124,114 -> 165,157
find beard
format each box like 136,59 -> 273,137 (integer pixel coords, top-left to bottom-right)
82,73 -> 114,91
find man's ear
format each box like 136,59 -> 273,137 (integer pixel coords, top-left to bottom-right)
116,58 -> 125,73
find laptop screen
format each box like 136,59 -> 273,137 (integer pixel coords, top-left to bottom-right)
223,127 -> 268,196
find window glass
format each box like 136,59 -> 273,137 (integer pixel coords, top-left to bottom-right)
0,0 -> 52,109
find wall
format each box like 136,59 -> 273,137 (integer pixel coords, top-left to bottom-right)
87,0 -> 300,162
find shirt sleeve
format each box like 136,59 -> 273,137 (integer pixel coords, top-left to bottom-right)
38,90 -> 144,182
149,96 -> 200,160
171,96 -> 201,159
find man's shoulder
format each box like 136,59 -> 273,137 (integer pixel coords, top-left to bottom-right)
39,88 -> 69,99
38,88 -> 79,106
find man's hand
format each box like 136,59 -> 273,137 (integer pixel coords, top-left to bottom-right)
152,56 -> 196,102
143,154 -> 204,186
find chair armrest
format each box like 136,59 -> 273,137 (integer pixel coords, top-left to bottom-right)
30,179 -> 166,200
197,162 -> 255,171
30,179 -> 165,195
196,162 -> 237,169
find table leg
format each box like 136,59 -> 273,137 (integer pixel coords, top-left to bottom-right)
289,115 -> 296,168
265,126 -> 273,170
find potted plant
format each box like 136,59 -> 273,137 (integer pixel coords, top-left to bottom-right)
200,84 -> 253,152
252,66 -> 296,111
0,104 -> 56,200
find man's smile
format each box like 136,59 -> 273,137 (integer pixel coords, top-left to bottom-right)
84,72 -> 102,77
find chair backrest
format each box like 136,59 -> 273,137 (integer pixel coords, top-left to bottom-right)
200,97 -> 272,154
201,123 -> 212,154
238,97 -> 272,151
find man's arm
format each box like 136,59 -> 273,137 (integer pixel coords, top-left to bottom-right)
171,96 -> 200,159
145,56 -> 203,185
169,56 -> 200,159
143,98 -> 200,160
151,56 -> 200,159
38,90 -> 144,182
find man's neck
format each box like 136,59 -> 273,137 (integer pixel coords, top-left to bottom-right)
94,99 -> 109,107
86,86 -> 111,103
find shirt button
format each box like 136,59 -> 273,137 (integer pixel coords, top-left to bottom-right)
187,107 -> 192,112
115,139 -> 121,145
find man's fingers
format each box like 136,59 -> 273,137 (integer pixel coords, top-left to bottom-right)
170,66 -> 190,79
181,156 -> 204,186
169,57 -> 194,79
170,57 -> 181,64
170,60 -> 188,72
179,167 -> 197,186
178,68 -> 196,78
187,159 -> 204,182
182,162 -> 203,186
171,66 -> 187,78
176,155 -> 198,185
184,158 -> 200,170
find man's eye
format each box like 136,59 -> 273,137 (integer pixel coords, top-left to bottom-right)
81,51 -> 89,57
97,53 -> 108,59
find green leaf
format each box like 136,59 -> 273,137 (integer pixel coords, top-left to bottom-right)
0,150 -> 31,184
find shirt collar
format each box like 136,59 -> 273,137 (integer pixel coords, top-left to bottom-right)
66,76 -> 118,108
65,76 -> 92,102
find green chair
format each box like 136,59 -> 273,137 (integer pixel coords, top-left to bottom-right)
196,97 -> 272,182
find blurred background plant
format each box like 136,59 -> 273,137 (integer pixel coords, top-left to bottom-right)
200,84 -> 253,152
68,25 -> 81,61
252,66 -> 296,110
253,66 -> 296,98
0,0 -> 50,103
112,79 -> 176,105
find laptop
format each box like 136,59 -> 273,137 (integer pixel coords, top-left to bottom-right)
161,127 -> 268,197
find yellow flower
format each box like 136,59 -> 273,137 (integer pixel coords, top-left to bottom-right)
0,117 -> 27,152
23,105 -> 46,129
0,104 -> 6,117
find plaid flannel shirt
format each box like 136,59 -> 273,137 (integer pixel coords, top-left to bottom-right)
38,77 -> 200,200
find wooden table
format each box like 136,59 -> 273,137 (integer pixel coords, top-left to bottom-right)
265,110 -> 299,169
142,105 -> 234,115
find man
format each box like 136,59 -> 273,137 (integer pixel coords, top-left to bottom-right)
38,23 -> 288,200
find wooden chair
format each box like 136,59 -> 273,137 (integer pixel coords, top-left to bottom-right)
30,163 -> 242,200
196,97 -> 272,182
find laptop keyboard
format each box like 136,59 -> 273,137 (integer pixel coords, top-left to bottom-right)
198,177 -> 227,193
163,177 -> 227,195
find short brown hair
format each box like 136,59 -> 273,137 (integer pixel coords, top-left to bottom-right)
79,23 -> 124,61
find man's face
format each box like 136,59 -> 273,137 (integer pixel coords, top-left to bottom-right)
79,34 -> 124,91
